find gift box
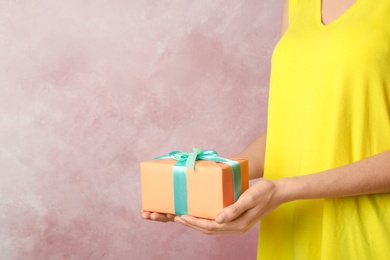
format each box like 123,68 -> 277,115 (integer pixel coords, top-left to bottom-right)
140,148 -> 249,219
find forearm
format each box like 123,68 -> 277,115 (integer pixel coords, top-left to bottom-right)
235,131 -> 267,180
275,150 -> 390,202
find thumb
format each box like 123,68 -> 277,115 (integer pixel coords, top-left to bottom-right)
215,198 -> 248,224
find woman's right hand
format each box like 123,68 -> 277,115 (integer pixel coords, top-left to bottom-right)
141,210 -> 176,223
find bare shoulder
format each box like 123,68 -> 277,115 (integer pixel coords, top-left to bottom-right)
280,0 -> 289,36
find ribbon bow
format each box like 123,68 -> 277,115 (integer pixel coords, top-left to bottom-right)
157,148 -> 220,170
156,148 -> 242,216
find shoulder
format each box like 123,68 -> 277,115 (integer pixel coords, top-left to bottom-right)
281,0 -> 304,35
288,0 -> 306,18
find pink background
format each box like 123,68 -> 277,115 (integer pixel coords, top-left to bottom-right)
0,1 -> 281,259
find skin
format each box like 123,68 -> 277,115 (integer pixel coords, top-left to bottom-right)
321,0 -> 358,25
142,0 -> 390,234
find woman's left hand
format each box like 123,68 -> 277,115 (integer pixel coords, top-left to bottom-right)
174,179 -> 286,234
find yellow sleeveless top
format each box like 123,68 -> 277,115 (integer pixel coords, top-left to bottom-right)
258,0 -> 390,259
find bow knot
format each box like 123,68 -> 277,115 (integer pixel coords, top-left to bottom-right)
164,148 -> 218,170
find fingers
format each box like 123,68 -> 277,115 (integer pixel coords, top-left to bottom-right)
176,214 -> 250,235
150,212 -> 174,222
141,210 -> 175,223
141,209 -> 256,235
176,215 -> 224,235
141,211 -> 151,219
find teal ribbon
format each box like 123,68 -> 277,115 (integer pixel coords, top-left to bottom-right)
156,148 -> 242,216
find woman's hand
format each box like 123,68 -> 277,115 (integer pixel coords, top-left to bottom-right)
174,179 -> 286,234
141,211 -> 176,223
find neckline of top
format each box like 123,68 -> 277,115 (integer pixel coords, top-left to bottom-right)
319,0 -> 361,28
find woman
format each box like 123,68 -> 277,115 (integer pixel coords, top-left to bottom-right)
142,0 -> 390,258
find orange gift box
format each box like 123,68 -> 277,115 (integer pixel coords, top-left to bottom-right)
140,156 -> 248,219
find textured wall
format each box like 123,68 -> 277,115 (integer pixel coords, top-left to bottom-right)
0,1 -> 282,259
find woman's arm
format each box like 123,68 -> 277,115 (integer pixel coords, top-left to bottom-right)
235,131 -> 267,180
175,150 -> 390,234
277,150 -> 390,202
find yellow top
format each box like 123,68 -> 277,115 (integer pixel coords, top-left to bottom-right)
258,0 -> 390,259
